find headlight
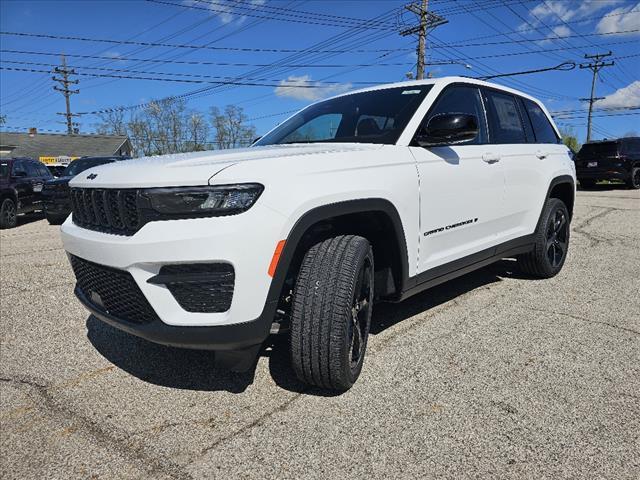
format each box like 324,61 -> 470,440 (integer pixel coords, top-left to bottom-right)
142,184 -> 263,216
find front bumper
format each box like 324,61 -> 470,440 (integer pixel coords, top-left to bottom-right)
75,286 -> 272,350
61,203 -> 287,335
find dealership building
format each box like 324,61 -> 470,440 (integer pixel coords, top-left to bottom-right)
0,130 -> 132,164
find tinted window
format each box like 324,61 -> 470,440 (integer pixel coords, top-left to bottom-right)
483,89 -> 526,144
255,86 -> 432,146
578,141 -> 618,158
621,139 -> 640,155
524,99 -> 558,144
0,162 -> 9,178
281,113 -> 342,143
62,158 -> 117,177
37,163 -> 51,177
12,160 -> 27,176
417,85 -> 487,144
517,97 -> 536,143
24,161 -> 41,177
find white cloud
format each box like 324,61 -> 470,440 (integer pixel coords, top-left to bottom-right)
184,0 -> 266,24
274,75 -> 352,101
596,2 -> 640,35
529,0 -> 622,23
596,81 -> 640,109
520,0 -> 624,41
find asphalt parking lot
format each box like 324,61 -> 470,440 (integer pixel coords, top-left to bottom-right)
1,187 -> 638,479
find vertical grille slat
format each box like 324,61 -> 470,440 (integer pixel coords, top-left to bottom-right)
71,188 -> 141,236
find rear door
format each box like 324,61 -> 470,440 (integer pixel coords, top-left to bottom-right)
481,89 -> 553,240
410,84 -> 505,273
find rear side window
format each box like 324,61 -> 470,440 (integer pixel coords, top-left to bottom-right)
417,85 -> 488,144
523,99 -> 558,144
482,89 -> 526,144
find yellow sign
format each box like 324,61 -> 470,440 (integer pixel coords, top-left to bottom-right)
39,156 -> 79,164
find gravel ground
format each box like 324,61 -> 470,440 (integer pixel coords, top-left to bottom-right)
1,187 -> 638,479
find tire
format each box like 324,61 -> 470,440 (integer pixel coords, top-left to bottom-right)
0,198 -> 17,229
579,178 -> 596,189
290,235 -> 374,391
626,167 -> 640,189
518,198 -> 570,278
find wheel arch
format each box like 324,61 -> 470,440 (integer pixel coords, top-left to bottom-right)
546,175 -> 575,220
268,198 -> 410,305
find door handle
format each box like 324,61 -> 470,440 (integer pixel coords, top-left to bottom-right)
536,150 -> 549,159
482,153 -> 501,164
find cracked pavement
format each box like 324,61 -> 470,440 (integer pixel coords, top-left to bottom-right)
1,187 -> 639,479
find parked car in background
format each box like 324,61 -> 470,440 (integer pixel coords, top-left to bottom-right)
42,156 -> 130,225
46,164 -> 69,178
575,137 -> 640,189
0,157 -> 53,229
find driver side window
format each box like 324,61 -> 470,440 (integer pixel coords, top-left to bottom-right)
417,85 -> 488,145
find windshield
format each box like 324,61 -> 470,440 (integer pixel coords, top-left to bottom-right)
63,158 -> 116,177
578,141 -> 618,158
0,162 -> 9,178
255,85 -> 432,146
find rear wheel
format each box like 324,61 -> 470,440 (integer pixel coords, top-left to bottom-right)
626,167 -> 640,189
579,178 -> 596,189
0,198 -> 17,229
518,198 -> 570,278
290,235 -> 374,391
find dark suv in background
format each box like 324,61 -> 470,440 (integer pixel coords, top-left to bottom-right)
42,156 -> 130,224
575,137 -> 640,189
1,158 -> 53,229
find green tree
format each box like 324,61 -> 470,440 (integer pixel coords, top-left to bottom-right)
560,127 -> 581,153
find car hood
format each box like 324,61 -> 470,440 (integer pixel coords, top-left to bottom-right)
69,143 -> 384,188
45,176 -> 74,186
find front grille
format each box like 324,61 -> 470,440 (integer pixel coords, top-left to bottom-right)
69,255 -> 159,324
70,188 -> 140,235
159,263 -> 235,313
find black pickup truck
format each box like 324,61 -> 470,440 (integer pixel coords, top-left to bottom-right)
575,137 -> 640,189
1,158 -> 53,229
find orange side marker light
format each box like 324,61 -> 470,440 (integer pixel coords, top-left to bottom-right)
268,240 -> 286,277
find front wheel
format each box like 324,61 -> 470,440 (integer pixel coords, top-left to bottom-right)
0,198 -> 17,229
290,235 -> 374,391
518,198 -> 570,278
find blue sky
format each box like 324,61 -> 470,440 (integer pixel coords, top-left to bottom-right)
1,0 -> 638,142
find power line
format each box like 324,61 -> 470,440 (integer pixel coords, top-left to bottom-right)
0,51 -> 413,68
1,65 -> 382,87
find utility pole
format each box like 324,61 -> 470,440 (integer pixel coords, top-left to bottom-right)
579,51 -> 614,142
52,54 -> 80,134
400,0 -> 448,80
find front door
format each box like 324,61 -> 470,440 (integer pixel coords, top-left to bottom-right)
409,84 -> 505,274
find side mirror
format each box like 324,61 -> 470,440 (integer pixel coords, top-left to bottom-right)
252,136 -> 262,145
415,113 -> 478,147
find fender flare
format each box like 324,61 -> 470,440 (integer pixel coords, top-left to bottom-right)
259,198 -> 410,318
544,175 -> 575,217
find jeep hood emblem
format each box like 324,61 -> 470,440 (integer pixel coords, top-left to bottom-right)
87,173 -> 98,180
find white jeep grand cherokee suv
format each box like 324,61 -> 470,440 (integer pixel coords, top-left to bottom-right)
62,77 -> 576,390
